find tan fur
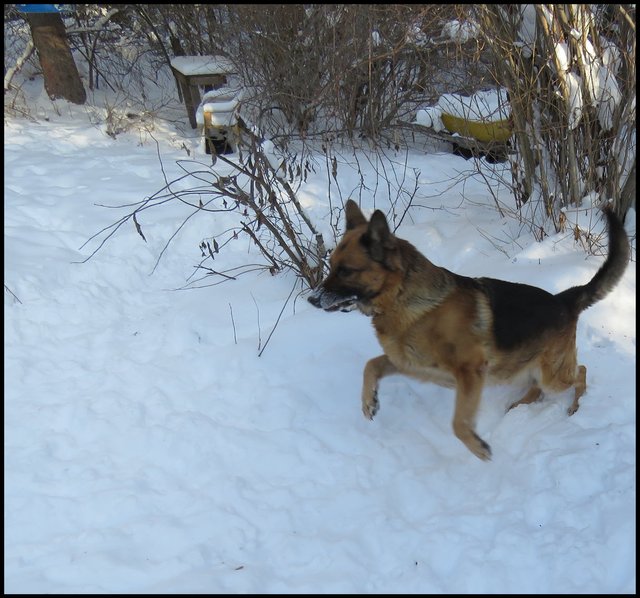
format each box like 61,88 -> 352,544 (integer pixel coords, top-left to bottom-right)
310,200 -> 627,460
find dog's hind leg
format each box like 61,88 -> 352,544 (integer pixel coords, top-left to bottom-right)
507,386 -> 543,412
362,355 -> 398,419
539,337 -> 586,415
567,365 -> 587,416
535,325 -> 587,416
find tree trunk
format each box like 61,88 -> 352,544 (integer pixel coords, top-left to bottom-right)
25,12 -> 86,105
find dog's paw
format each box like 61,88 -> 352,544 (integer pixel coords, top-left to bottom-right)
470,433 -> 492,461
362,390 -> 379,420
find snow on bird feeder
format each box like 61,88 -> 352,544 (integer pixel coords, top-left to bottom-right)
169,55 -> 236,130
196,87 -> 243,155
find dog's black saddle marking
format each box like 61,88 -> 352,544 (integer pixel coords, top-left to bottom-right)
478,277 -> 569,351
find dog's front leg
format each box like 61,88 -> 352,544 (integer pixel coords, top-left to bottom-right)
452,363 -> 492,461
362,355 -> 397,419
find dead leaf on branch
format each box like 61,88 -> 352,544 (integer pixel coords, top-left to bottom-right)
133,212 -> 146,242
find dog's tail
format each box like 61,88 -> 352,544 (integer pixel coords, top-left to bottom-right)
557,207 -> 630,314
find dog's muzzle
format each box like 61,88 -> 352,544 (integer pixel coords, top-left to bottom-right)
308,287 -> 359,312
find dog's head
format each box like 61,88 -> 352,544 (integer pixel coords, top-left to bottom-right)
308,200 -> 402,312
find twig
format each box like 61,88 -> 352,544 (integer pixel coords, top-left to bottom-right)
4,284 -> 23,304
251,293 -> 262,353
4,39 -> 34,92
258,279 -> 298,357
229,303 -> 238,344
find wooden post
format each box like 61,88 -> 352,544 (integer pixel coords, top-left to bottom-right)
170,62 -> 227,129
24,10 -> 86,105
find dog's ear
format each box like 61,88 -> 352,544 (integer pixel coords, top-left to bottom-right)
363,210 -> 396,263
345,199 -> 367,230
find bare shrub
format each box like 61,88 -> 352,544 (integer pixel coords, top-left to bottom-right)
6,4 -> 498,145
218,5 -> 485,142
80,119 -> 328,290
127,5 -> 487,144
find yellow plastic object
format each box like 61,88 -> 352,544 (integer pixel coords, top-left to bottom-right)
440,113 -> 512,143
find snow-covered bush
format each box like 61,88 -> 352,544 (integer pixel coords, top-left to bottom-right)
475,4 -> 636,241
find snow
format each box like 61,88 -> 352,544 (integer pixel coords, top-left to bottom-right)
551,35 -> 622,132
516,4 -> 538,59
170,55 -> 235,77
195,89 -> 242,128
4,84 -> 636,593
539,6 -> 622,132
441,19 -> 479,44
414,106 -> 445,132
413,89 -> 510,136
260,139 -> 284,172
585,54 -> 622,131
566,71 -> 584,130
437,88 -> 510,122
555,41 -> 571,73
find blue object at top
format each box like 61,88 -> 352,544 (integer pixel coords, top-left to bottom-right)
16,4 -> 60,13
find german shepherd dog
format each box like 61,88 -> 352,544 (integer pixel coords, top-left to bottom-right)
309,200 -> 629,460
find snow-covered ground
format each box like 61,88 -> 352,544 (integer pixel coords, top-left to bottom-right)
4,86 -> 636,593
